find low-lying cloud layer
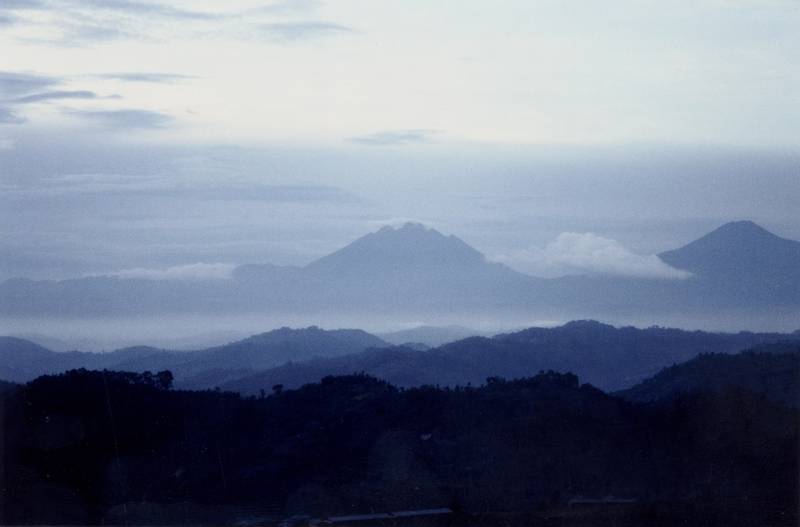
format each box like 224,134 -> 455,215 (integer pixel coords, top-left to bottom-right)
496,232 -> 692,280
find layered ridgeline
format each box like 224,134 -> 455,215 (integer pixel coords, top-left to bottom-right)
5,321 -> 798,392
0,327 -> 388,387
2,220 -> 798,318
1,368 -> 796,525
218,321 -> 800,393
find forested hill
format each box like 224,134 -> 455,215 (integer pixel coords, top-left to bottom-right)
617,341 -> 800,406
219,321 -> 800,393
1,368 -> 797,526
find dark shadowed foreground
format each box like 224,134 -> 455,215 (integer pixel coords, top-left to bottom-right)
1,364 -> 797,526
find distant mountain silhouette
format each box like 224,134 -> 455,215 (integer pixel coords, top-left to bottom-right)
0,336 -> 170,383
617,342 -> 800,407
298,223 -> 540,311
378,324 -> 486,347
173,327 -> 389,387
308,223 -> 485,275
0,221 -> 797,317
218,321 -> 800,394
544,221 -> 800,312
0,327 -> 388,386
0,337 -> 58,382
660,221 -> 800,279
657,221 -> 800,305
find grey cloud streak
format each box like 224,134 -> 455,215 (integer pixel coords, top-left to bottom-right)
259,21 -> 356,42
92,72 -> 196,83
0,71 -> 59,97
351,129 -> 438,146
10,0 -> 219,20
66,108 -> 173,129
0,71 -> 149,129
0,0 -> 45,9
0,106 -> 25,124
14,90 -> 106,103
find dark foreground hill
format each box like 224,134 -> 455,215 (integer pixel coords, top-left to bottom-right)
1,369 -> 796,526
617,342 -> 800,406
220,321 -> 800,393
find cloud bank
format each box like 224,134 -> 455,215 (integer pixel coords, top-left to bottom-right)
496,232 -> 692,280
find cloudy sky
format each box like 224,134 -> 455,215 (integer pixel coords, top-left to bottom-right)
1,0 -> 799,281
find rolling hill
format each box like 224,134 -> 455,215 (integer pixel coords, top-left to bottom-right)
218,321 -> 800,394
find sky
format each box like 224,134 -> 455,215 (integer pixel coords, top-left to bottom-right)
1,0 -> 799,282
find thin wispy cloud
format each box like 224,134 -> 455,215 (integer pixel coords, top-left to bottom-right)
249,0 -> 322,15
0,106 -> 25,124
67,108 -> 173,129
0,71 -> 130,126
351,129 -> 438,146
2,0 -> 219,45
260,21 -> 355,42
0,0 -> 45,9
0,71 -> 59,98
14,90 -> 105,103
2,0 -> 356,48
63,0 -> 218,20
93,72 -> 196,83
64,21 -> 134,42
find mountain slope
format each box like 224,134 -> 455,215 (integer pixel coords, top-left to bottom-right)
658,221 -> 800,307
305,223 -> 487,277
299,223 -> 541,311
659,221 -> 800,280
617,342 -> 800,406
173,327 -> 389,388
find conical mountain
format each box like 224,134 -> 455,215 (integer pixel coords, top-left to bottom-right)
659,220 -> 800,283
305,223 -> 488,277
303,223 -> 539,309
